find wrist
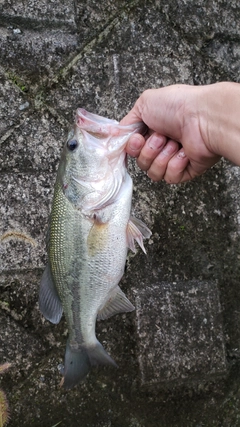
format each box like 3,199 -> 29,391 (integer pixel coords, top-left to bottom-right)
198,82 -> 240,165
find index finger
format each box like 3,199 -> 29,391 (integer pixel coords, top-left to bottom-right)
125,133 -> 146,157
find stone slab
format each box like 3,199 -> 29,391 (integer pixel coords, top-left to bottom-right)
134,280 -> 227,387
0,0 -> 76,26
161,0 -> 240,39
0,269 -> 66,393
0,26 -> 78,81
0,67 -> 28,138
0,110 -> 65,174
0,172 -> 54,271
1,0 -> 240,425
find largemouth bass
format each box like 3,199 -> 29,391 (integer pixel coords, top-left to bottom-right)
39,108 -> 151,389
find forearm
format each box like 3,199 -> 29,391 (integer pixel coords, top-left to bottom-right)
199,82 -> 240,165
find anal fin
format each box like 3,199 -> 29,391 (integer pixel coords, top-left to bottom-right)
97,286 -> 135,321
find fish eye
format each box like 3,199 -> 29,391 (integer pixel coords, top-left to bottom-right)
67,139 -> 78,151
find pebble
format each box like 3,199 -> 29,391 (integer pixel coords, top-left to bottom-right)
19,102 -> 30,111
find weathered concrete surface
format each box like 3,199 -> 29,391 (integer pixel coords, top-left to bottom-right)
1,0 -> 240,426
135,281 -> 226,387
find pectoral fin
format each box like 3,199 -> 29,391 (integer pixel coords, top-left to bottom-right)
39,264 -> 63,324
127,216 -> 152,254
97,286 -> 135,320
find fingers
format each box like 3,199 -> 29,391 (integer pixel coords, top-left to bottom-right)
146,140 -> 182,181
163,149 -> 191,183
127,133 -> 191,183
126,134 -> 145,157
136,133 -> 167,170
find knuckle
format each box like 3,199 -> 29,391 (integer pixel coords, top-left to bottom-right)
148,165 -> 166,182
148,172 -> 162,182
137,159 -> 150,171
155,157 -> 168,168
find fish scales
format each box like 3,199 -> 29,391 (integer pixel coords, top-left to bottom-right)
39,109 -> 151,389
51,179 -> 131,347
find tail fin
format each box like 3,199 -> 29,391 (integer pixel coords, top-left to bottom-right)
88,341 -> 118,368
63,341 -> 91,390
62,340 -> 117,389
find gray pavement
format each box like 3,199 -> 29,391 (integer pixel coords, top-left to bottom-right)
1,1 -> 240,426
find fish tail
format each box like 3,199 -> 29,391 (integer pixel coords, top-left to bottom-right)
87,340 -> 118,368
63,341 -> 91,390
62,340 -> 117,389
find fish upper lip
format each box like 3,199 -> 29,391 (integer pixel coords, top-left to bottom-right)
76,108 -> 146,137
77,108 -> 119,125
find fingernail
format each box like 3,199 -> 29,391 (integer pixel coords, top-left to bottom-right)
177,150 -> 186,159
161,144 -> 176,156
129,135 -> 143,151
148,134 -> 165,150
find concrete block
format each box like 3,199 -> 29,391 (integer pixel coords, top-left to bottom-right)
0,172 -> 52,271
134,280 -> 227,387
0,111 -> 64,174
0,69 -> 27,138
160,1 -> 240,38
0,27 -> 77,81
0,0 -> 76,26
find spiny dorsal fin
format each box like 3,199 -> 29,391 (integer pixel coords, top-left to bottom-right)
97,286 -> 135,321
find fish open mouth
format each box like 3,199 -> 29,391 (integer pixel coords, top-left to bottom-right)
76,108 -> 147,138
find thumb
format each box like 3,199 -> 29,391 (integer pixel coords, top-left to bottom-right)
120,87 -> 186,141
119,106 -> 143,126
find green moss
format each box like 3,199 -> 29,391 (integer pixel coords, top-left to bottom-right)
6,72 -> 28,93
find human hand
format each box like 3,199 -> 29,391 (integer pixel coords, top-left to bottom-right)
120,84 -> 224,183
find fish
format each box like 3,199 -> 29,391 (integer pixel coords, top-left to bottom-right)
39,108 -> 151,389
